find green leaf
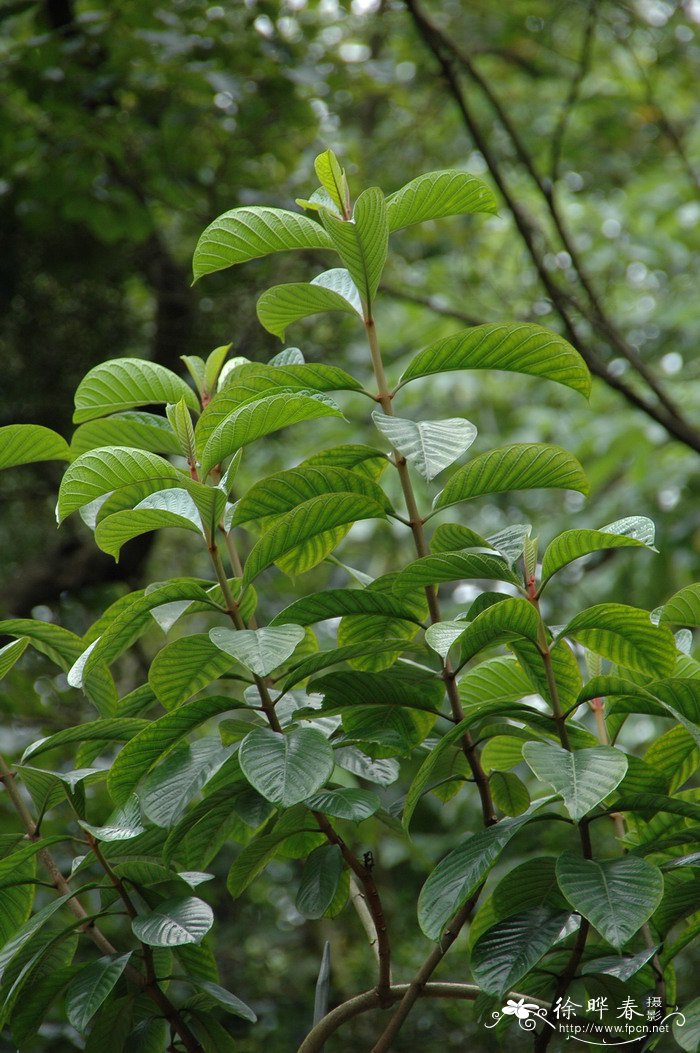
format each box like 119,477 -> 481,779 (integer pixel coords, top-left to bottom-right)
481,735 -> 526,772
561,604 -> 676,678
660,584 -> 700,628
580,946 -> 659,982
371,413 -> 477,481
393,551 -> 522,594
0,891 -> 83,982
454,597 -> 541,665
457,656 -> 534,708
511,638 -> 582,711
80,795 -> 145,842
556,853 -> 664,950
257,279 -> 360,339
180,979 -> 257,1023
141,738 -> 232,828
232,464 -> 390,526
0,424 -> 69,470
417,809 -> 543,940
239,727 -> 334,807
541,518 -> 656,584
334,749 -> 399,787
386,169 -> 497,231
131,897 -> 214,947
149,636 -> 240,711
243,494 -> 386,585
95,503 -> 203,560
70,412 -> 183,459
401,322 -> 590,398
73,359 -> 198,424
0,638 -> 28,680
295,845 -> 344,920
434,443 -> 588,511
471,907 -> 572,997
192,206 -> 332,281
489,771 -> 530,817
226,808 -> 318,896
305,788 -> 380,821
468,857 -> 568,949
314,149 -> 349,214
65,954 -> 131,1033
201,390 -> 343,476
209,625 -> 305,677
22,718 -> 147,762
56,447 -> 182,523
522,742 -> 628,820
271,587 -> 422,627
321,187 -> 388,307
166,398 -> 197,464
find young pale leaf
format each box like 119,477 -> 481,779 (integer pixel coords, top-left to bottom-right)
314,150 -> 349,215
131,896 -> 214,947
556,853 -> 664,950
73,359 -> 198,423
192,206 -> 332,281
80,795 -> 145,842
660,584 -> 700,628
400,322 -> 590,397
65,954 -> 131,1033
239,727 -> 334,807
417,809 -> 544,940
201,390 -> 343,476
165,399 -> 197,464
522,742 -> 628,820
393,551 -> 521,593
561,604 -> 676,678
305,788 -> 380,821
541,519 -> 656,585
107,696 -> 236,805
471,907 -> 572,997
295,845 -> 344,920
209,625 -> 305,677
371,412 -> 477,481
271,588 -> 422,627
257,281 -> 359,339
0,424 -> 70,471
385,169 -> 497,231
321,187 -> 387,308
203,344 -> 231,395
243,494 -> 386,585
56,447 -> 182,522
425,621 -> 468,660
434,443 -> 588,511
311,268 -> 362,313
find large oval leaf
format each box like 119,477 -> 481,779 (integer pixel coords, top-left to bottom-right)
70,412 -> 182,459
65,954 -> 131,1032
201,391 -> 343,476
471,907 -> 573,997
400,322 -> 590,397
73,359 -> 197,424
193,206 -> 332,281
271,588 -> 422,627
556,853 -> 664,950
561,604 -> 676,678
541,517 -> 656,585
386,169 -> 497,231
242,493 -> 387,585
417,810 -> 542,940
256,280 -> 360,339
238,727 -> 334,807
131,896 -> 214,947
433,443 -> 588,511
141,737 -> 232,828
149,635 -> 240,711
295,844 -> 344,920
56,447 -> 182,522
522,741 -> 628,820
393,551 -> 521,593
108,695 -> 235,804
231,464 -> 391,526
0,424 -> 69,471
371,412 -> 477,481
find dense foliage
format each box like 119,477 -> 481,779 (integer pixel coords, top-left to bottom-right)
0,149 -> 699,1052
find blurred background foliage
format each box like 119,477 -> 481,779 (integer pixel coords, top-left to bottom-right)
1,0 -> 699,1049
